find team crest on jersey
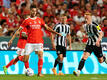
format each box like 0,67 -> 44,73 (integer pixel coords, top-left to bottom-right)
34,21 -> 37,24
57,51 -> 60,54
38,21 -> 41,24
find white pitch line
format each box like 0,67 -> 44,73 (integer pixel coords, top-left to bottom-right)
36,76 -> 107,80
90,77 -> 107,80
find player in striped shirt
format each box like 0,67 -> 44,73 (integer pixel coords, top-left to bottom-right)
51,14 -> 71,75
73,12 -> 107,77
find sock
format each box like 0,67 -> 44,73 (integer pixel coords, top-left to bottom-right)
18,56 -> 23,61
59,62 -> 63,72
24,61 -> 29,69
6,59 -> 15,68
78,59 -> 86,71
59,71 -> 62,73
38,58 -> 43,74
54,59 -> 59,68
103,56 -> 106,62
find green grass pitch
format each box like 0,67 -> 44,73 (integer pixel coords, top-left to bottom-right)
0,74 -> 107,80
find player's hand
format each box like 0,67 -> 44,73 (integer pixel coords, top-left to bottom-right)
96,40 -> 100,47
68,46 -> 72,50
57,33 -> 62,36
8,40 -> 13,47
52,44 -> 56,50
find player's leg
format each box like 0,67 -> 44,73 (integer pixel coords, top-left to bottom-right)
18,55 -> 29,69
3,56 -> 19,74
17,49 -> 29,69
53,57 -> 59,68
52,57 -> 59,75
73,52 -> 90,76
23,43 -> 33,63
58,54 -> 64,75
52,46 -> 61,75
73,45 -> 92,76
34,43 -> 44,77
93,45 -> 107,64
35,50 -> 43,77
23,55 -> 29,62
13,56 -> 19,64
58,46 -> 66,75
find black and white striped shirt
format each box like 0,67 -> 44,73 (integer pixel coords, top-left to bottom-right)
53,23 -> 70,47
83,22 -> 102,45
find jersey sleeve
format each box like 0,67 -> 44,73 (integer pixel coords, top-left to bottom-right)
20,19 -> 27,29
40,18 -> 45,26
21,27 -> 27,34
93,22 -> 102,32
96,25 -> 102,32
53,24 -> 59,31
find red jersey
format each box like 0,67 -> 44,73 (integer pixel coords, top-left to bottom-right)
20,17 -> 45,43
17,27 -> 27,49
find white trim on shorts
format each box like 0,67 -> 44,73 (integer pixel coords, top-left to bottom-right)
24,43 -> 43,55
16,48 -> 25,56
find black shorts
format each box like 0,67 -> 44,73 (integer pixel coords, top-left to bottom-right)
56,45 -> 66,57
84,45 -> 103,58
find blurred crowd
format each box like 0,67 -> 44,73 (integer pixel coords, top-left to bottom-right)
0,0 -> 107,43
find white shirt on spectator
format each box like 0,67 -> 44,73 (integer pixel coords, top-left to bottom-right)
38,9 -> 44,16
101,16 -> 106,22
76,30 -> 85,42
77,30 -> 85,38
92,15 -> 101,23
73,16 -> 85,23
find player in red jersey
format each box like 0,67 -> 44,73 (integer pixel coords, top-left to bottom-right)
3,27 -> 29,74
8,5 -> 61,77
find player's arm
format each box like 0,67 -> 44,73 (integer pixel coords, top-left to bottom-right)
44,24 -> 61,36
98,31 -> 103,41
67,34 -> 72,50
8,27 -> 22,47
51,33 -> 56,50
21,32 -> 28,39
95,25 -> 103,47
96,31 -> 103,47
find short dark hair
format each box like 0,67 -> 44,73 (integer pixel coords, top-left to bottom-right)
30,5 -> 36,9
21,3 -> 26,7
0,19 -> 6,25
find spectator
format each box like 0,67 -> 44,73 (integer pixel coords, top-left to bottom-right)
92,9 -> 101,23
43,6 -> 53,18
89,0 -> 98,10
102,18 -> 107,37
76,26 -> 87,43
0,19 -> 8,36
85,3 -> 92,12
7,12 -> 19,30
0,8 -> 9,20
37,2 -> 44,17
101,9 -> 107,22
73,10 -> 85,24
70,23 -> 77,43
44,16 -> 49,24
0,0 -> 106,39
54,13 -> 60,24
69,3 -> 79,18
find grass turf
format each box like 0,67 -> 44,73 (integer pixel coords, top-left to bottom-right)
0,74 -> 107,80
